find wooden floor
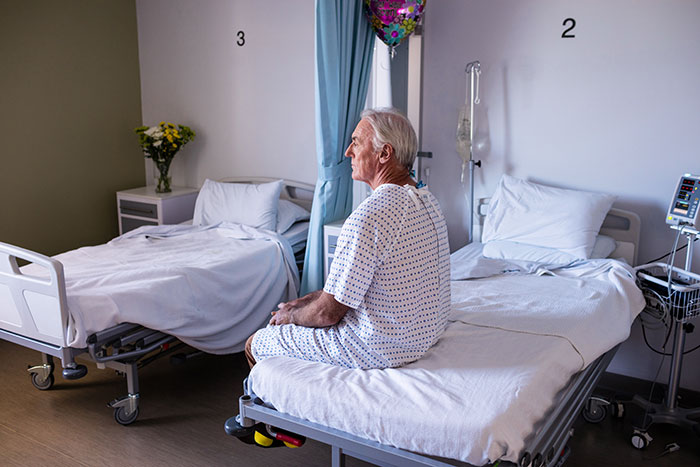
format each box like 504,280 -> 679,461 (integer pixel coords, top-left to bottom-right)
1,339 -> 698,467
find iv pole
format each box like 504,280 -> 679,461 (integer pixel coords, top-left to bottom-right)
465,61 -> 482,243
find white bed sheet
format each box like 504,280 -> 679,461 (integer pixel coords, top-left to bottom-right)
281,221 -> 309,254
22,222 -> 299,354
249,258 -> 645,465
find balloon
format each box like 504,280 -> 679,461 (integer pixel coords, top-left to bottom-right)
363,0 -> 426,51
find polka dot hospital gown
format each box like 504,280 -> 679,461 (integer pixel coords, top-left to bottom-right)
252,183 -> 451,369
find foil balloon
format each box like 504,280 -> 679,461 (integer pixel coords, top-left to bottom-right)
364,0 -> 426,52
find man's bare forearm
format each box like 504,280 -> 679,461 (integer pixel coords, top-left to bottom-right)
292,291 -> 348,327
271,290 -> 348,327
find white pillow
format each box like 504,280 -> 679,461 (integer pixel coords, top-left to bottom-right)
482,235 -> 618,265
590,234 -> 617,259
192,179 -> 283,230
482,175 -> 615,260
276,199 -> 310,233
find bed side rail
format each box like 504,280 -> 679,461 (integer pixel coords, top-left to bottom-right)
0,242 -> 69,348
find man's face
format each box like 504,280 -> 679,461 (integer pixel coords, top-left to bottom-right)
345,119 -> 381,185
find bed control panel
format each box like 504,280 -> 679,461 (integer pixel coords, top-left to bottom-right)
666,173 -> 700,229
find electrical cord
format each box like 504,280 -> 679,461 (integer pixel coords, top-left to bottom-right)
640,307 -> 700,355
640,320 -> 672,356
637,286 -> 668,329
645,235 -> 698,264
640,351 -> 667,431
683,341 -> 700,354
642,442 -> 680,460
639,232 -> 679,429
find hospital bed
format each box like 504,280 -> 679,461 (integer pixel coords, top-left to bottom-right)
0,177 -> 314,425
224,176 -> 646,467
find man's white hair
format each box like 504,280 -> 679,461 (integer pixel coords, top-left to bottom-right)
360,108 -> 418,169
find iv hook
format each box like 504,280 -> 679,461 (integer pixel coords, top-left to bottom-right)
465,61 -> 481,105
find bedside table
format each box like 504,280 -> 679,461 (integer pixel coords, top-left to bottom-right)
323,220 -> 345,281
116,186 -> 199,235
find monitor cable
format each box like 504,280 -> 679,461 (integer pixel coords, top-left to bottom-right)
642,442 -> 680,460
644,236 -> 698,264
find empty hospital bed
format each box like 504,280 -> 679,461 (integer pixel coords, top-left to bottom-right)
224,176 -> 647,467
0,177 -> 314,425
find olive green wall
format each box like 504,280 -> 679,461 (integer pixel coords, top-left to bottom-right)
0,0 -> 144,256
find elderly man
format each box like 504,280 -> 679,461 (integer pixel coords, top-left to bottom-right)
245,108 -> 450,369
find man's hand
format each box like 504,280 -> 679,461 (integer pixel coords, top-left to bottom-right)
268,290 -> 349,328
269,307 -> 294,325
280,290 -> 321,309
269,290 -> 322,325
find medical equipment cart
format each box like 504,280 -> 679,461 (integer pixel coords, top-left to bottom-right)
629,174 -> 700,448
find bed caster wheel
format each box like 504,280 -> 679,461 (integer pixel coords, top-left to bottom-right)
631,430 -> 652,449
30,372 -> 54,390
114,406 -> 139,426
62,364 -> 87,380
109,394 -> 139,426
27,362 -> 54,390
224,416 -> 253,437
611,401 -> 625,418
224,416 -> 256,445
582,398 -> 607,423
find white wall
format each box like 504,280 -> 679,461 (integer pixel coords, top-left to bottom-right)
136,0 -> 700,391
421,0 -> 700,390
136,0 -> 317,187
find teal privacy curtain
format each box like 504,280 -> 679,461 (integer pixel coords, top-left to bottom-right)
300,0 -> 375,295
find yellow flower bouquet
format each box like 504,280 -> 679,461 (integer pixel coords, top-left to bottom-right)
135,122 -> 195,193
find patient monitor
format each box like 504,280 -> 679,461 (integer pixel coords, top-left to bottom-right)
666,173 -> 700,229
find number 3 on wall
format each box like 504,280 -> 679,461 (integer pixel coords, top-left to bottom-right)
237,30 -> 245,46
562,18 -> 576,38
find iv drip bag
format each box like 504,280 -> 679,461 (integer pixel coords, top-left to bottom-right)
456,105 -> 470,163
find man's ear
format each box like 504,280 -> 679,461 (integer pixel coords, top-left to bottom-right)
379,144 -> 394,163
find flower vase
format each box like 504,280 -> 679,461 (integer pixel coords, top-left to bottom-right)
154,162 -> 172,193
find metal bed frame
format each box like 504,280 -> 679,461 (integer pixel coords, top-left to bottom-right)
224,205 -> 641,466
0,177 -> 314,426
2,313 -> 181,425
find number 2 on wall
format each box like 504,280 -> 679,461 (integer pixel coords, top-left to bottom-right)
562,18 -> 576,38
237,30 -> 245,46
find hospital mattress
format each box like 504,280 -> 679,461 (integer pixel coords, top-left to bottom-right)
20,222 -> 299,354
248,259 -> 645,465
